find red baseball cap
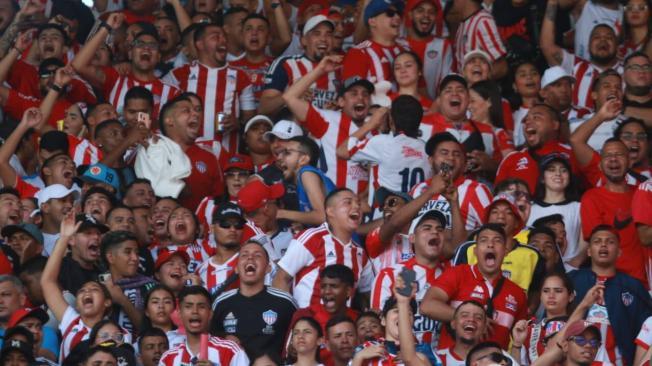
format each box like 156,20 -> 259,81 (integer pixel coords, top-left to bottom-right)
7,307 -> 49,328
484,193 -> 525,232
224,154 -> 254,172
154,250 -> 190,271
237,180 -> 285,213
299,0 -> 330,18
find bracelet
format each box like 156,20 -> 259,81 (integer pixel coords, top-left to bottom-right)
271,1 -> 280,8
99,21 -> 112,33
50,84 -> 64,94
12,46 -> 23,54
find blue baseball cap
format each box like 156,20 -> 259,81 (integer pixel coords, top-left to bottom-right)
364,0 -> 404,23
79,163 -> 120,194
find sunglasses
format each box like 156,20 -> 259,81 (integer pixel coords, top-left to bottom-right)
217,221 -> 245,230
383,8 -> 402,18
382,197 -> 403,210
477,352 -> 510,365
132,39 -> 159,50
570,336 -> 601,348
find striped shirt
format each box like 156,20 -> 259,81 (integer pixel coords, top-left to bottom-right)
150,241 -> 215,274
158,337 -> 249,366
196,253 -> 240,296
560,50 -> 623,110
278,223 -> 373,308
453,9 -> 507,71
406,36 -> 455,99
342,40 -> 406,84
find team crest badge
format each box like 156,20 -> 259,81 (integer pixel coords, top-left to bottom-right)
262,310 -> 278,335
622,292 -> 634,306
196,161 -> 207,173
427,50 -> 438,59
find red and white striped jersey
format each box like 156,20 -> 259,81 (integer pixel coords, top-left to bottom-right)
302,106 -> 370,193
68,135 -> 101,166
229,56 -> 273,108
342,40 -> 406,84
436,348 -> 465,366
195,253 -> 240,295
586,303 -> 623,365
348,133 -> 432,206
365,228 -> 414,273
370,257 -> 449,345
264,54 -> 340,110
164,61 -> 256,147
150,241 -> 215,273
277,223 -> 374,308
453,9 -> 507,71
406,36 -> 455,99
521,317 -> 567,365
419,114 -> 508,161
410,176 -> 493,231
101,67 -> 179,118
158,336 -> 249,366
560,50 -> 624,110
635,316 -> 652,351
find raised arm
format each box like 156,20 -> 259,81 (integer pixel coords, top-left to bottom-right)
71,13 -> 124,89
264,0 -> 292,56
38,67 -> 74,134
0,108 -> 42,188
276,171 -> 327,226
0,31 -> 32,85
394,281 -> 430,366
271,267 -> 293,292
0,0 -> 44,58
540,0 -> 564,66
419,285 -> 454,322
166,0 -> 192,32
282,55 -> 342,121
41,211 -> 81,321
569,98 -> 621,166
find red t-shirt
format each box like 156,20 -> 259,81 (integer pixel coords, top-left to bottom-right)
432,264 -> 528,349
179,144 -> 224,210
3,89 -> 71,128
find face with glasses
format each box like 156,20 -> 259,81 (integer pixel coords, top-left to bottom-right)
624,0 -> 650,26
618,121 -> 649,167
470,348 -> 510,366
368,6 -> 402,39
94,323 -> 124,345
498,183 -> 530,222
381,195 -> 407,220
624,55 -> 652,92
278,141 -> 310,180
212,216 -> 245,249
225,169 -> 250,198
565,332 -> 601,364
599,141 -> 629,182
129,34 -> 160,73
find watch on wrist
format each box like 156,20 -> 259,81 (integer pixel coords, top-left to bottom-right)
50,84 -> 64,93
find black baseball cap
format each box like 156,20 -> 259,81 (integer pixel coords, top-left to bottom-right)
75,214 -> 110,233
212,202 -> 246,224
438,73 -> 467,93
339,76 -> 375,96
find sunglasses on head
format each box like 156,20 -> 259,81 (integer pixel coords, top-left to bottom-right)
217,220 -> 245,229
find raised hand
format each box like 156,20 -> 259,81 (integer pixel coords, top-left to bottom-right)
53,66 -> 75,87
511,319 -> 529,346
106,13 -> 125,30
14,30 -> 35,53
596,97 -> 621,122
18,0 -> 44,18
59,211 -> 81,238
20,107 -> 43,129
317,55 -> 343,74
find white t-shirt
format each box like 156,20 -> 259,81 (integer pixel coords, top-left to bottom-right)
574,0 -> 623,60
43,233 -> 60,257
527,201 -> 582,262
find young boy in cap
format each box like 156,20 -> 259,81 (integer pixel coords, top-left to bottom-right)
1,224 -> 44,264
5,307 -> 57,364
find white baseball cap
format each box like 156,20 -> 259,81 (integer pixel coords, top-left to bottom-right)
244,115 -> 274,134
36,184 -> 80,207
463,49 -> 492,67
263,120 -> 303,141
303,14 -> 335,36
408,209 -> 448,234
541,66 -> 575,89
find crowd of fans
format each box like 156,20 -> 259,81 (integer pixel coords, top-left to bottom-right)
0,0 -> 649,364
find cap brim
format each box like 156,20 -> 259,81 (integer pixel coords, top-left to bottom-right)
341,79 -> 375,96
1,225 -> 25,239
78,222 -> 110,234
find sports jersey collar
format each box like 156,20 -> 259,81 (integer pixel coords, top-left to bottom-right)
405,256 -> 446,274
196,60 -> 229,71
325,223 -> 355,247
470,264 -> 503,287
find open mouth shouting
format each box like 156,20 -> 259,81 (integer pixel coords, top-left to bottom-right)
483,251 -> 497,268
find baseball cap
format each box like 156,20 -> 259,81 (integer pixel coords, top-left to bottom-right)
303,14 -> 335,36
224,154 -> 254,172
463,49 -> 492,67
485,193 -> 524,232
6,307 -> 49,328
565,320 -> 601,340
36,184 -> 80,207
1,224 -> 44,246
438,73 -> 467,94
212,202 -> 246,224
38,57 -> 65,78
409,209 -> 448,234
244,115 -> 274,134
154,249 -> 190,271
237,180 -> 285,213
79,163 -> 121,193
425,131 -> 462,156
340,76 -> 375,96
75,213 -> 109,233
540,66 -> 575,89
0,339 -> 34,364
539,153 -> 572,172
364,0 -> 404,23
263,120 -> 303,141
374,187 -> 412,208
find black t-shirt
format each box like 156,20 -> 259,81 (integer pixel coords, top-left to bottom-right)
138,245 -> 155,277
211,286 -> 297,358
58,255 -> 101,295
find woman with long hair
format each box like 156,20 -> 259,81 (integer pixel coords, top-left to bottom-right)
288,317 -> 324,366
620,0 -> 651,57
528,155 -> 582,264
390,51 -> 433,112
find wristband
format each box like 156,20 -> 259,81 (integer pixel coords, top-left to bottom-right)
99,21 -> 112,33
50,84 -> 64,94
12,46 -> 23,54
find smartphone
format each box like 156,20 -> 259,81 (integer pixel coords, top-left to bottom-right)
137,112 -> 151,129
98,273 -> 111,283
397,268 -> 416,297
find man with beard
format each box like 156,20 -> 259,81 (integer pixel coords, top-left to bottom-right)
436,301 -> 487,365
72,13 -> 180,118
159,286 -> 249,365
580,138 -> 649,285
273,188 -> 373,308
495,103 -> 581,193
211,241 -> 296,358
541,1 -> 623,110
165,23 -> 255,151
403,0 -> 453,99
158,96 -> 223,209
261,13 -> 339,116
155,16 -> 182,75
342,0 -> 406,85
421,223 -> 528,350
539,66 -> 592,124
195,202 -> 246,297
567,226 -> 652,365
371,209 -> 450,353
622,52 -> 652,125
283,55 -> 372,195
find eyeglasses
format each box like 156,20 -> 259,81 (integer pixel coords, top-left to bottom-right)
620,132 -> 648,141
39,70 -> 57,79
625,64 -> 652,72
225,171 -> 250,179
279,148 -> 305,157
97,332 -> 124,343
217,221 -> 245,230
476,352 -> 510,365
383,8 -> 402,18
570,336 -> 601,348
624,4 -> 648,11
132,39 -> 159,50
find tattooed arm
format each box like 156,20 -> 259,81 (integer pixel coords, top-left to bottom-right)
540,0 -> 564,66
